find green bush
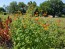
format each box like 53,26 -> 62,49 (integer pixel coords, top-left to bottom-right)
11,15 -> 65,49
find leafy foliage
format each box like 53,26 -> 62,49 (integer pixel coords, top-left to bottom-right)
10,14 -> 65,49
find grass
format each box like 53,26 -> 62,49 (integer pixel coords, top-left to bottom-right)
0,47 -> 2,49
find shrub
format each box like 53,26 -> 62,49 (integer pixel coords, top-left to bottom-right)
11,14 -> 65,49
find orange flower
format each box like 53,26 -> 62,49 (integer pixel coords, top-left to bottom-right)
38,22 -> 41,25
15,14 -> 18,17
57,23 -> 60,26
46,24 -> 49,26
57,19 -> 61,23
35,17 -> 39,21
14,17 -> 17,20
44,27 -> 48,30
42,24 -> 47,28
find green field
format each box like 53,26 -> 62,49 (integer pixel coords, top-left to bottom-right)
0,14 -> 65,49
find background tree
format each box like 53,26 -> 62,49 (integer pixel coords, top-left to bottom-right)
62,3 -> 65,14
27,1 -> 37,15
18,2 -> 26,14
5,0 -> 64,17
28,1 -> 32,6
18,2 -> 26,8
39,0 -> 64,17
6,1 -> 18,13
39,1 -> 51,16
32,1 -> 37,8
49,0 -> 64,17
0,7 -> 6,13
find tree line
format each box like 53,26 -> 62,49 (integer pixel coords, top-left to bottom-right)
0,0 -> 65,17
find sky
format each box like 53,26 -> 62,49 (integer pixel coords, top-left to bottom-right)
0,0 -> 65,7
